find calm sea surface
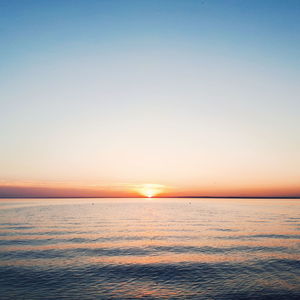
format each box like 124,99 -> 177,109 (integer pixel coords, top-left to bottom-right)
0,198 -> 299,299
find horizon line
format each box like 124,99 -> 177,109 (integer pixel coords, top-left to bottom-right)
1,196 -> 299,199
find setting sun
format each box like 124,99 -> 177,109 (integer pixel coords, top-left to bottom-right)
137,184 -> 164,198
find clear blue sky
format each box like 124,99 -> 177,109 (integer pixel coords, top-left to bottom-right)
0,0 -> 299,197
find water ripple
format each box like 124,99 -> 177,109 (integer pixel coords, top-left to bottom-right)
0,198 -> 299,299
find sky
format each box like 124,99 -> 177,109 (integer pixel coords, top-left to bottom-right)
1,0 -> 299,197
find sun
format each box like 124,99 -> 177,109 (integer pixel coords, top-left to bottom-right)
137,184 -> 164,198
143,188 -> 156,198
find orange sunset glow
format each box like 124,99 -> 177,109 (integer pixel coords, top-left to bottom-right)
0,179 -> 299,198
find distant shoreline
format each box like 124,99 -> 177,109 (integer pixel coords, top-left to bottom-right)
0,196 -> 299,199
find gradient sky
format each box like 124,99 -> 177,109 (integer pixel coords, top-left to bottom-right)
1,0 -> 300,197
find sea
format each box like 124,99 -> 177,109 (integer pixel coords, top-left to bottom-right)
0,198 -> 299,299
